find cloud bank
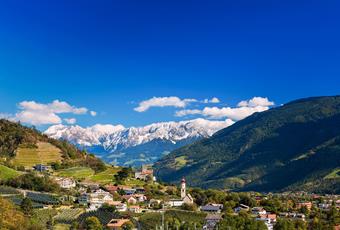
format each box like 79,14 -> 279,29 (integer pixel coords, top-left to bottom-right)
134,96 -> 221,112
134,96 -> 197,112
175,97 -> 274,121
13,100 -> 95,125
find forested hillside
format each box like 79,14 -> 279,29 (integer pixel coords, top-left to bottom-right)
155,96 -> 340,193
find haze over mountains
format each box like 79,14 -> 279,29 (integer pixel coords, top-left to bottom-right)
45,118 -> 234,166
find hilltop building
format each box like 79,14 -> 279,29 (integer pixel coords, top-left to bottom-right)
167,177 -> 193,207
134,165 -> 156,181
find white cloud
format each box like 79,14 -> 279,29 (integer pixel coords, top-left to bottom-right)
175,109 -> 202,117
134,96 -> 196,112
238,97 -> 274,108
90,111 -> 97,116
203,97 -> 220,104
18,100 -> 88,114
200,105 -> 269,120
176,97 -> 274,121
64,118 -> 76,124
16,110 -> 62,125
13,100 -> 92,125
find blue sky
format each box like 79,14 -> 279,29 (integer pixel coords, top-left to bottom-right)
0,0 -> 339,129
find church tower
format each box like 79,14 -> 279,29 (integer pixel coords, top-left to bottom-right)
181,177 -> 186,199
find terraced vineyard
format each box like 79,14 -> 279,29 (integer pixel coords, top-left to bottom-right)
13,142 -> 62,167
34,209 -> 58,226
27,192 -> 60,205
0,186 -> 20,195
54,208 -> 84,224
8,196 -> 45,208
77,210 -> 120,225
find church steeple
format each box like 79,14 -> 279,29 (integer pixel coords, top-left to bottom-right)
181,177 -> 186,199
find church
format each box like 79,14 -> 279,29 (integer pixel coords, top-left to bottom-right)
166,177 -> 194,207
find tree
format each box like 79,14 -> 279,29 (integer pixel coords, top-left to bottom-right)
0,197 -> 28,230
181,203 -> 197,211
122,221 -> 134,230
100,203 -> 117,213
84,216 -> 102,230
21,197 -> 33,216
70,221 -> 80,230
114,167 -> 132,182
274,219 -> 295,230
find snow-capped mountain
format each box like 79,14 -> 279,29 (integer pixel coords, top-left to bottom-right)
44,118 -> 234,166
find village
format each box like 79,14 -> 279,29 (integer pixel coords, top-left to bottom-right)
0,163 -> 339,230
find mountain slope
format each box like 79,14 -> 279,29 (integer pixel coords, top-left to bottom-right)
154,96 -> 340,193
45,119 -> 233,166
0,119 -> 105,172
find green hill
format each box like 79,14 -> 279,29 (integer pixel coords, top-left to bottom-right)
0,119 -> 105,173
154,96 -> 340,193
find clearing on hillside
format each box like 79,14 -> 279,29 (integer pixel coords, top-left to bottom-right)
90,167 -> 120,184
324,168 -> 340,179
55,167 -> 95,179
0,165 -> 22,180
13,142 -> 62,167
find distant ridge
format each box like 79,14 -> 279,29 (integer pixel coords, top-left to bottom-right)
45,118 -> 233,166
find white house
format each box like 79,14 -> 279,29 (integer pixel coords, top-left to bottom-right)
88,189 -> 114,210
106,201 -> 128,212
200,203 -> 224,213
135,165 -> 156,181
234,204 -> 250,213
128,205 -> 142,213
255,217 -> 273,230
252,207 -> 267,215
203,214 -> 222,230
123,195 -> 138,204
134,194 -> 147,202
166,199 -> 184,207
55,177 -> 76,189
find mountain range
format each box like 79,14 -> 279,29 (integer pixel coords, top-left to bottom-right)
154,96 -> 340,193
45,118 -> 234,166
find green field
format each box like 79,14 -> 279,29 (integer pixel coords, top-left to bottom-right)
0,165 -> 21,180
90,167 -> 120,184
55,167 -> 95,180
324,168 -> 340,179
174,156 -> 188,169
13,142 -> 62,167
55,166 -> 146,186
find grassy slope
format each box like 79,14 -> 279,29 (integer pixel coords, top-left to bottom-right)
55,167 -> 95,180
13,142 -> 62,167
55,166 -> 146,186
0,165 -> 21,180
90,167 -> 120,183
324,168 -> 340,179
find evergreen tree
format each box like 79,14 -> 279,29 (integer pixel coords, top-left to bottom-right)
20,197 -> 33,216
84,216 -> 102,230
